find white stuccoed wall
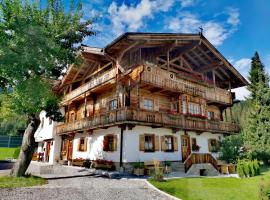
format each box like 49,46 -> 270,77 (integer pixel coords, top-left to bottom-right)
68,125 -> 224,163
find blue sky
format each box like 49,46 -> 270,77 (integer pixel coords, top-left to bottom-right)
77,0 -> 270,100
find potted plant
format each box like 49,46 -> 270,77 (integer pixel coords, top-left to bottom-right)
132,162 -> 144,176
164,161 -> 172,174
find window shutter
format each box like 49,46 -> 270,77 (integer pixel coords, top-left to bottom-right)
113,135 -> 117,151
161,136 -> 165,151
154,136 -> 159,151
154,100 -> 159,111
140,97 -> 144,109
173,136 -> 178,151
84,138 -> 88,151
139,135 -> 145,151
208,139 -> 211,152
103,136 -> 108,151
77,139 -> 81,151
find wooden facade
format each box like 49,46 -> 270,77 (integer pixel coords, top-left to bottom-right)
55,33 -> 247,136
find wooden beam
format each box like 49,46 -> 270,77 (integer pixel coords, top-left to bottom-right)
191,49 -> 209,66
184,52 -> 200,67
197,46 -> 213,63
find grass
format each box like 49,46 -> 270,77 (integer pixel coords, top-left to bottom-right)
0,175 -> 47,188
0,147 -> 20,160
149,168 -> 270,200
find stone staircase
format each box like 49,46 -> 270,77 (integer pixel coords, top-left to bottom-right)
171,162 -> 185,173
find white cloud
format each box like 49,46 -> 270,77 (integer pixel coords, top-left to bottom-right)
226,7 -> 240,26
232,86 -> 250,100
180,0 -> 196,7
108,0 -> 175,35
234,58 -> 251,70
167,8 -> 240,46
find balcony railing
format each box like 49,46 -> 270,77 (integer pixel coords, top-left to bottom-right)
62,68 -> 116,103
141,66 -> 232,104
55,108 -> 240,135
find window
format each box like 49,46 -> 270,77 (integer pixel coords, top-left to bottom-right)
144,135 -> 154,152
109,99 -> 118,111
103,135 -> 117,151
208,139 -> 220,152
144,99 -> 154,110
165,136 -> 174,151
41,117 -> 44,128
191,138 -> 200,152
171,102 -> 178,113
78,137 -> 87,152
49,118 -> 52,125
188,102 -> 200,115
70,113 -> 75,122
207,111 -> 215,120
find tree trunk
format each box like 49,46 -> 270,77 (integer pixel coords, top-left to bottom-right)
10,116 -> 40,177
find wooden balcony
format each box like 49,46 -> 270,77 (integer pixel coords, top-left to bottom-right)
55,108 -> 240,135
184,153 -> 218,172
62,68 -> 116,103
141,66 -> 232,105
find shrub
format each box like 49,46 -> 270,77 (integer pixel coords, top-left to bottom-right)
237,160 -> 245,178
259,178 -> 270,200
248,160 -> 255,177
132,162 -> 144,169
152,160 -> 164,182
254,159 -> 261,175
243,161 -> 250,177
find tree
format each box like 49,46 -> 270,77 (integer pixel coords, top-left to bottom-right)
0,0 -> 94,176
220,134 -> 245,164
243,52 -> 270,163
248,52 -> 269,99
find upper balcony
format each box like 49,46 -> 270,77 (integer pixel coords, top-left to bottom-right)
62,68 -> 117,104
55,108 -> 240,135
140,65 -> 232,105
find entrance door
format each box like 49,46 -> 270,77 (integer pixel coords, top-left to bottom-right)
45,141 -> 51,162
181,135 -> 191,162
67,140 -> 73,160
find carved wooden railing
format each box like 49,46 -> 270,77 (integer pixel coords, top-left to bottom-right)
183,153 -> 218,173
55,108 -> 240,135
62,68 -> 116,103
141,66 -> 232,104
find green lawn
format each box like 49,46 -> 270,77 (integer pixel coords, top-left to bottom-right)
0,176 -> 47,188
149,168 -> 270,200
0,147 -> 20,160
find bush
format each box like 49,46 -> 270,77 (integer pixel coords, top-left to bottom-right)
132,162 -> 144,169
152,160 -> 164,182
248,160 -> 255,177
259,178 -> 270,200
237,159 -> 261,178
237,160 -> 245,178
254,159 -> 261,175
220,134 -> 245,164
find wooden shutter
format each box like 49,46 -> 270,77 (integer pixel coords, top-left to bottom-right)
113,135 -> 117,151
154,100 -> 159,111
140,97 -> 144,109
139,135 -> 145,151
173,136 -> 178,151
103,136 -> 108,151
154,135 -> 159,151
84,138 -> 88,151
208,139 -> 211,152
161,136 -> 165,151
77,138 -> 81,151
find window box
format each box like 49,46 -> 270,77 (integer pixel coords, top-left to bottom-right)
93,159 -> 115,170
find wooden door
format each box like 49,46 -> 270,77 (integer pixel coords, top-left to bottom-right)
45,141 -> 51,162
67,140 -> 73,160
181,135 -> 191,162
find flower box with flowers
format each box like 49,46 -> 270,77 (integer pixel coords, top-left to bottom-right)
184,113 -> 207,119
72,158 -> 85,166
93,159 -> 115,170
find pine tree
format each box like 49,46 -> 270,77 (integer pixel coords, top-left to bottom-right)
243,52 -> 270,163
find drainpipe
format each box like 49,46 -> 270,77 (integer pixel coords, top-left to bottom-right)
119,125 -> 125,169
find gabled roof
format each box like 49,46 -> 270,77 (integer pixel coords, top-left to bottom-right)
60,32 -> 248,89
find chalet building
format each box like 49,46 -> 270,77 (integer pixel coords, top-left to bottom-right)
54,32 -> 247,173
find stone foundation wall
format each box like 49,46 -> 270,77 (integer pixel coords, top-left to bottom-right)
186,163 -> 219,176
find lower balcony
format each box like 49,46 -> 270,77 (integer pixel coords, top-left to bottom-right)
55,108 -> 240,135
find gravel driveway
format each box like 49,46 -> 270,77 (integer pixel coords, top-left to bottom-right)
0,176 -> 172,200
